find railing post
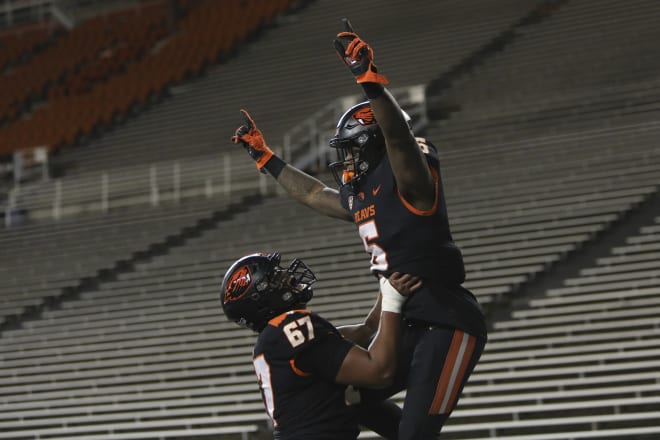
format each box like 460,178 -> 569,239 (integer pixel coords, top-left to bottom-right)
173,161 -> 180,204
150,166 -> 159,206
52,179 -> 62,220
5,186 -> 17,228
205,178 -> 213,198
101,172 -> 109,213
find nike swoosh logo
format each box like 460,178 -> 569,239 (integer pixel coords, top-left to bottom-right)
372,184 -> 382,196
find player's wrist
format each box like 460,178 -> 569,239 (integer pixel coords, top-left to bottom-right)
380,277 -> 406,314
361,82 -> 385,99
261,154 -> 286,178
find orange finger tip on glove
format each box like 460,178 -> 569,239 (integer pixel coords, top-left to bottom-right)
334,22 -> 389,86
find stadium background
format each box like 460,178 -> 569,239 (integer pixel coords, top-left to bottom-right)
1,0 -> 660,438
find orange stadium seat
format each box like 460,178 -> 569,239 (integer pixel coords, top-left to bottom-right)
0,0 -> 299,155
0,23 -> 58,71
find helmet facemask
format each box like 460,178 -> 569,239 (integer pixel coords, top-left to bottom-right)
329,135 -> 384,188
268,257 -> 316,306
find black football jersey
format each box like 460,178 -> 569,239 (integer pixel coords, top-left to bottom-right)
253,309 -> 359,440
339,139 -> 487,338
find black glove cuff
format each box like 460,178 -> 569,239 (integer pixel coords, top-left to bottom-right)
361,82 -> 385,99
263,155 -> 286,178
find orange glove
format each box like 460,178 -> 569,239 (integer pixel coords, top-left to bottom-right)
333,18 -> 388,85
232,109 -> 274,171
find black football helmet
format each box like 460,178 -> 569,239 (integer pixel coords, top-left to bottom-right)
328,101 -> 411,188
220,252 -> 316,332
329,101 -> 384,188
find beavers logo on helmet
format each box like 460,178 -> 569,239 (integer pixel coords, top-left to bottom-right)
353,107 -> 376,126
224,266 -> 252,302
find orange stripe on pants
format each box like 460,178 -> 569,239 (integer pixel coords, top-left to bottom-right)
428,330 -> 476,415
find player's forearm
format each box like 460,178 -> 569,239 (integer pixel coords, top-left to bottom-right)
276,165 -> 351,221
364,276 -> 409,384
366,312 -> 401,385
231,110 -> 350,220
338,292 -> 382,346
369,89 -> 417,151
338,324 -> 372,348
276,165 -> 325,203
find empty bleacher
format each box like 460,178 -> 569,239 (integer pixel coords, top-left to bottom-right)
438,216 -> 660,439
2,115 -> 659,438
0,195 -> 242,322
431,0 -> 660,149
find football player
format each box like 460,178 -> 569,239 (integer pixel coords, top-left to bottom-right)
220,252 -> 420,439
231,20 -> 488,439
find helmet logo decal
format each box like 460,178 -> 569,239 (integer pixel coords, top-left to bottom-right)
352,107 -> 376,126
224,266 -> 252,302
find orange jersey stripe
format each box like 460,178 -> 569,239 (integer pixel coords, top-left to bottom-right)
268,312 -> 289,328
397,167 -> 439,216
289,358 -> 312,377
267,309 -> 311,328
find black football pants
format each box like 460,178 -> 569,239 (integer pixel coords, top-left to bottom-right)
358,324 -> 486,439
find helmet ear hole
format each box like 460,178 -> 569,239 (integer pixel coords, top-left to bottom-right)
356,133 -> 370,145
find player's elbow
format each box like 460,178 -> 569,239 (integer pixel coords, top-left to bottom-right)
380,370 -> 396,387
371,364 -> 396,388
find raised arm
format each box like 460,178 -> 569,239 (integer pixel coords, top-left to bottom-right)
333,19 -> 436,211
232,109 -> 352,221
338,290 -> 382,348
370,91 -> 435,210
276,164 -> 352,220
335,273 -> 422,388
